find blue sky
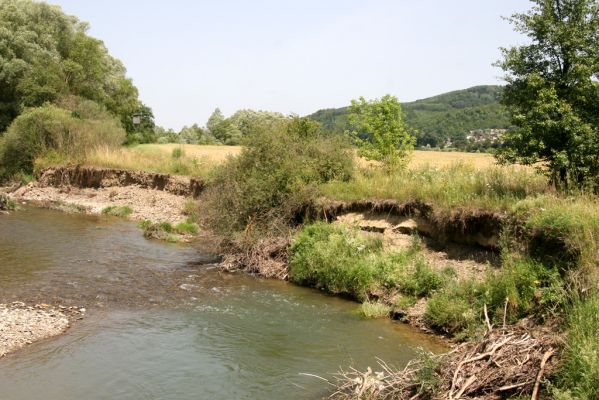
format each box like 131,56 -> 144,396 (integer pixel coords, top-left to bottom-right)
47,0 -> 531,130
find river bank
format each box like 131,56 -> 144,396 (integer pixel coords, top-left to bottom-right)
0,303 -> 84,358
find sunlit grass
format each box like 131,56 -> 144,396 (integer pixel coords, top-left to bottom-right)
321,163 -> 548,210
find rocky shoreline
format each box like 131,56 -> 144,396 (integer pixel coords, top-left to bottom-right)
0,303 -> 84,358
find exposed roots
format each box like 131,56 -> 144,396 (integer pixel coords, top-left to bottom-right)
220,237 -> 290,280
329,322 -> 561,400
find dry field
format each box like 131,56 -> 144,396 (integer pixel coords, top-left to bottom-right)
108,144 -> 497,171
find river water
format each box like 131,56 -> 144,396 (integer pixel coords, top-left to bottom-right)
0,207 -> 445,399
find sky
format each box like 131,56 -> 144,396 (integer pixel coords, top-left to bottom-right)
47,0 -> 531,130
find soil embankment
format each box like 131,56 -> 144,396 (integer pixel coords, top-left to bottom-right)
9,166 -> 205,223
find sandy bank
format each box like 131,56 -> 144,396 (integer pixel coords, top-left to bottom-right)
11,183 -> 189,223
0,303 -> 82,358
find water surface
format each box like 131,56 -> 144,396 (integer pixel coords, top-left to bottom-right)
0,207 -> 444,399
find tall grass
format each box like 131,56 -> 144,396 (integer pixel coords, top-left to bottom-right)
321,163 -> 549,210
556,294 -> 599,399
84,145 -> 215,177
288,222 -> 445,301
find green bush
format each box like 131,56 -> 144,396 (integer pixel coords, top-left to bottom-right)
425,280 -> 481,335
289,222 -> 383,300
0,194 -> 15,211
557,294 -> 599,399
199,118 -> 354,235
481,255 -> 566,323
0,100 -> 125,180
400,260 -> 446,297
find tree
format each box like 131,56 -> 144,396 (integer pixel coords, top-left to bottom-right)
0,0 -> 145,138
496,0 -> 599,189
348,95 -> 415,170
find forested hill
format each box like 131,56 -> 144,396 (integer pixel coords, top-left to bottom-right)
308,85 -> 511,149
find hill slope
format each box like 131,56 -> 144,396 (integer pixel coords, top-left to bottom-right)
308,85 -> 511,149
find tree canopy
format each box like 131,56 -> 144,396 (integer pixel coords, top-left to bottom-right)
348,95 -> 415,170
0,0 -> 153,138
496,0 -> 599,189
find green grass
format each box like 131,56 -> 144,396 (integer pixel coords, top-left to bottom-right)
556,294 -> 599,399
321,163 -> 548,210
174,220 -> 199,234
359,301 -> 391,319
288,222 -> 446,302
424,254 -> 566,337
101,205 -> 133,218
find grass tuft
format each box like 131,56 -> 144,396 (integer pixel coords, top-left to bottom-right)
359,301 -> 391,319
101,205 -> 133,218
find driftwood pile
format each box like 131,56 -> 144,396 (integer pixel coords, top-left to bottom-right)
221,236 -> 290,280
330,318 -> 561,400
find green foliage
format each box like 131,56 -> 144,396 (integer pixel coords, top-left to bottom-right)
482,255 -> 566,322
348,94 -> 415,170
101,205 -> 133,218
321,163 -> 548,211
0,0 -> 152,137
400,260 -> 446,297
289,222 -> 384,300
0,194 -> 15,211
359,301 -> 391,319
199,119 -> 354,235
425,255 -> 566,336
0,101 -> 125,179
288,222 -> 443,302
496,0 -> 599,190
174,220 -> 199,234
556,294 -> 599,399
309,86 -> 510,150
425,280 -> 481,335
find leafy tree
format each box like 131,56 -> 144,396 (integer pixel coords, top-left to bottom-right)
496,0 -> 599,189
348,95 -> 415,170
0,0 -> 149,140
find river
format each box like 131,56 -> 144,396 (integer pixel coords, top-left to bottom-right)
0,207 -> 444,399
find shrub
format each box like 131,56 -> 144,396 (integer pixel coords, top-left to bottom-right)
199,118 -> 354,236
0,194 -> 15,211
557,294 -> 599,399
400,260 -> 446,297
0,99 -> 125,180
289,222 -> 383,300
481,255 -> 566,323
425,280 -> 482,335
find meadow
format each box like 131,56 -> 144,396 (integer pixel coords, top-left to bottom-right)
84,144 -> 496,175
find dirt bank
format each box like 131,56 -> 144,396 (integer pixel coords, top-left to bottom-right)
7,166 -> 204,223
38,165 -> 205,198
0,303 -> 83,358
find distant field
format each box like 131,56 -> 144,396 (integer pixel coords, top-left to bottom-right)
129,144 -> 497,170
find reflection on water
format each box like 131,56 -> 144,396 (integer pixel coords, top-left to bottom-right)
0,207 -> 445,399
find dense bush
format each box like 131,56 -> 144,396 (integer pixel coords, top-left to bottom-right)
425,255 -> 566,336
199,118 -> 354,235
0,100 -> 125,180
288,222 -> 444,302
289,222 -> 385,300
